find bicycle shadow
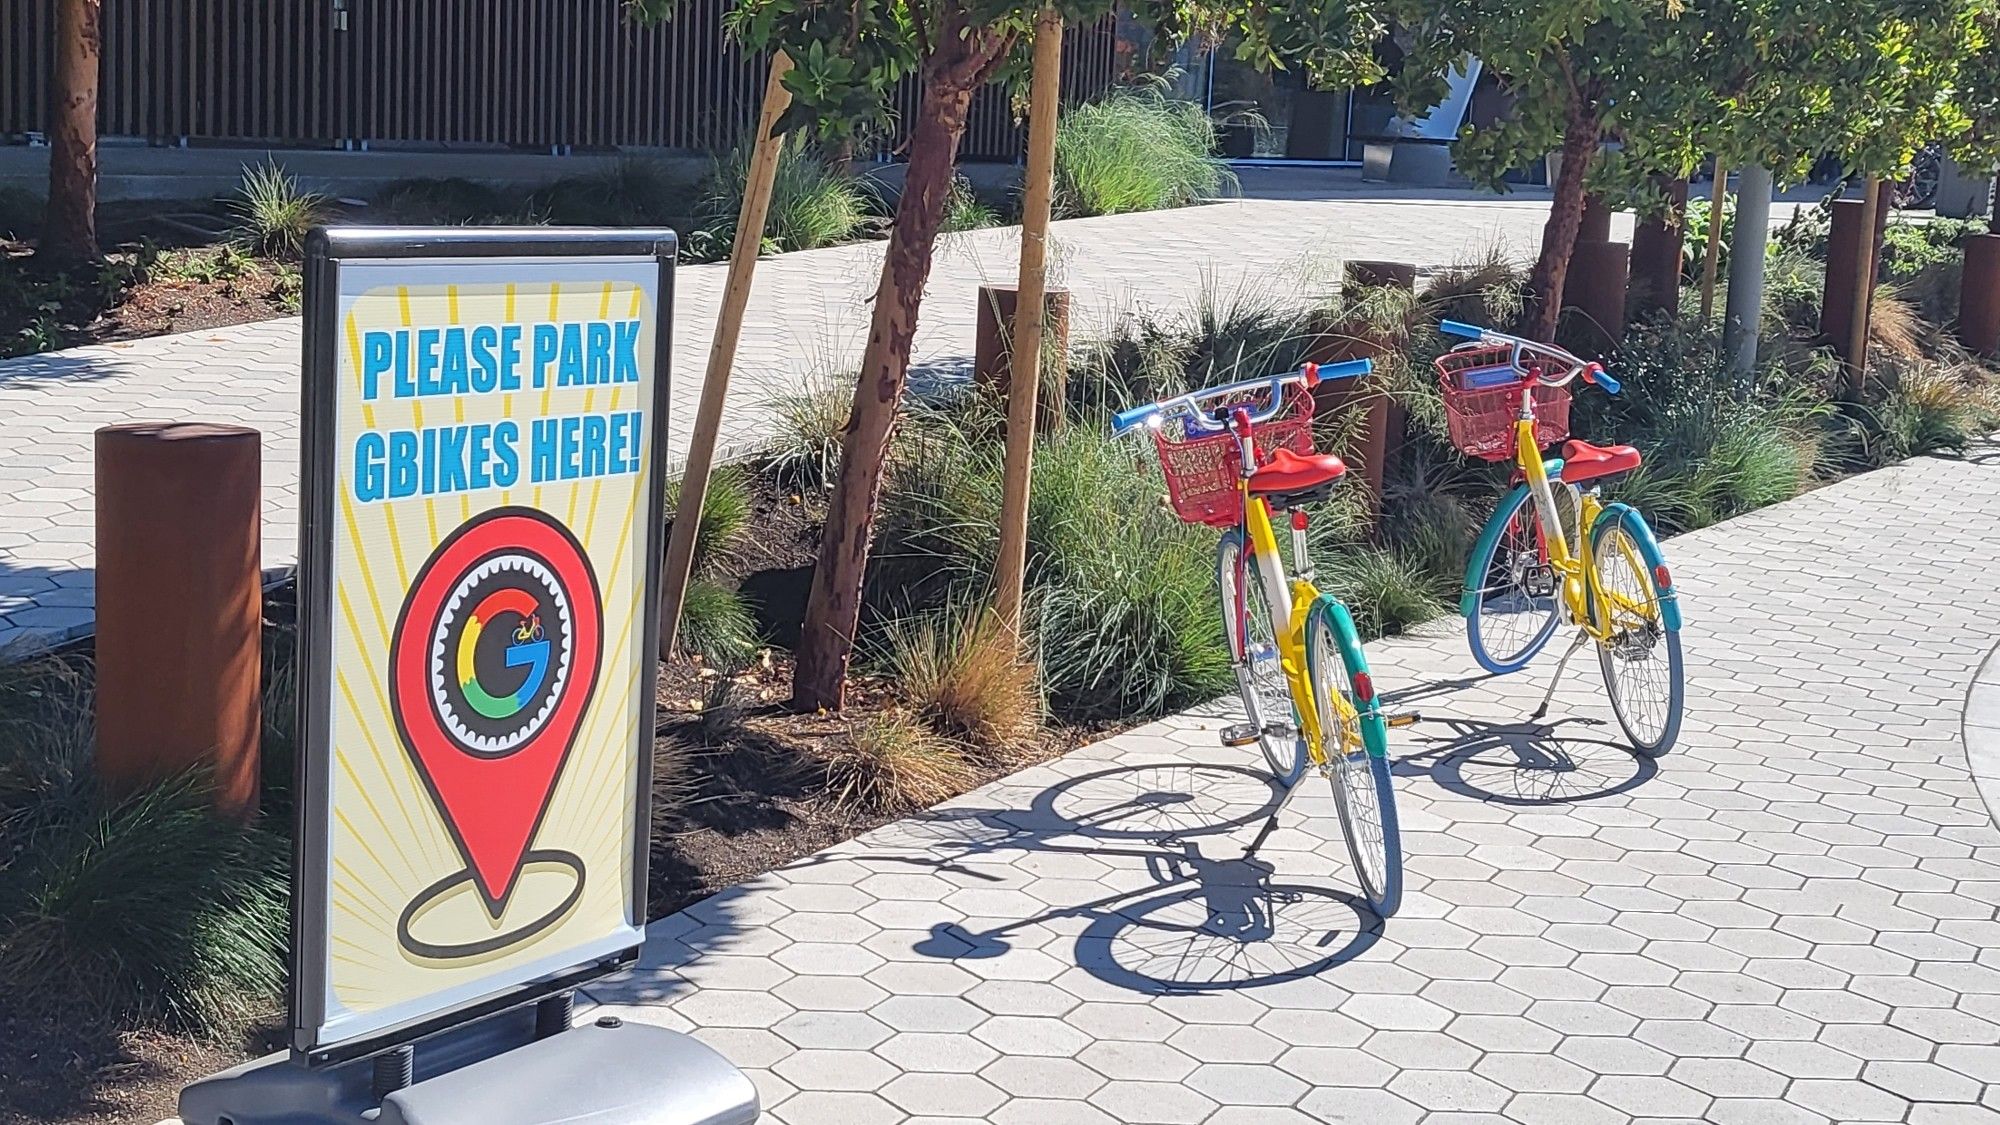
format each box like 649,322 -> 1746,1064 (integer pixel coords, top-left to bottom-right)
874,761 -> 1383,994
1394,714 -> 1658,805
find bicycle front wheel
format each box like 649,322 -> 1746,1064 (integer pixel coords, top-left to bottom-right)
1589,508 -> 1684,757
1303,597 -> 1403,916
1217,531 -> 1304,785
1465,485 -> 1563,674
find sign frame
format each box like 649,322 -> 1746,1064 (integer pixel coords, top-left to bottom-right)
291,228 -> 676,1066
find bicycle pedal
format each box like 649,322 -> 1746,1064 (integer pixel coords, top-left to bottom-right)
1219,723 -> 1260,747
1385,712 -> 1421,729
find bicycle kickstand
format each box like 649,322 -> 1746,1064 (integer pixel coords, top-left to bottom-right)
1529,632 -> 1590,723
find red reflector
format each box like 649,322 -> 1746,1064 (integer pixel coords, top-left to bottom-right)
1290,509 -> 1308,530
1653,564 -> 1672,589
1354,672 -> 1375,703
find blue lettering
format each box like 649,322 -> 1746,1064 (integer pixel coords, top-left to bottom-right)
354,432 -> 386,501
493,421 -> 520,486
531,325 -> 560,389
499,325 -> 523,391
585,321 -> 613,385
530,418 -> 558,483
362,332 -> 394,401
415,328 -> 443,397
440,328 -> 471,396
388,431 -> 419,498
612,321 -> 641,384
580,414 -> 608,477
470,326 -> 500,393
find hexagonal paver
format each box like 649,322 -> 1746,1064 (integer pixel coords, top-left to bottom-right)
880,1072 -> 1008,1117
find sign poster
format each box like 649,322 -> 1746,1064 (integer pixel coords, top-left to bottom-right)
293,230 -> 675,1059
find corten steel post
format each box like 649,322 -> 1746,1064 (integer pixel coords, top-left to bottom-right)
1318,260 -> 1417,527
1723,165 -> 1772,378
1579,196 -> 1613,243
658,53 -> 793,659
1822,192 -> 1890,372
1960,234 -> 2000,357
1627,179 -> 1688,321
95,423 -> 261,819
993,8 -> 1063,634
975,283 -> 1071,427
1698,171 -> 1728,320
1843,177 -> 1884,391
1564,239 -> 1631,346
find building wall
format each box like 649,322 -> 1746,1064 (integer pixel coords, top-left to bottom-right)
1,0 -> 1118,162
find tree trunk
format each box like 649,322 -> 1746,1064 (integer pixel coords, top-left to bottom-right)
1522,99 -> 1600,341
791,52 -> 996,712
41,0 -> 101,265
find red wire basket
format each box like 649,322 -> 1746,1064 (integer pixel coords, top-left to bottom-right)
1435,345 -> 1570,462
1151,384 -> 1316,529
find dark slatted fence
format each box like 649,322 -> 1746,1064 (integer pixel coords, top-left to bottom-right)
1,0 -> 1118,161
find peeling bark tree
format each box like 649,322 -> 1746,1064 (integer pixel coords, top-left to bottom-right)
41,0 -> 101,265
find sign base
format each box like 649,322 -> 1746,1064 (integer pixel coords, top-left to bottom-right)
179,1010 -> 757,1125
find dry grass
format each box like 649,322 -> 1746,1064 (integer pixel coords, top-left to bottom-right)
816,713 -> 976,813
880,609 -> 1041,758
1870,287 -> 1932,363
650,736 -> 700,837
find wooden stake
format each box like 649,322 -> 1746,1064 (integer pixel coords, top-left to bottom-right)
1698,168 -> 1727,321
1846,175 -> 1881,393
993,9 -> 1062,634
658,52 -> 793,660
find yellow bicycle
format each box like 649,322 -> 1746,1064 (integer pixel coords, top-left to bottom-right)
1114,360 -> 1403,915
1439,321 -> 1684,757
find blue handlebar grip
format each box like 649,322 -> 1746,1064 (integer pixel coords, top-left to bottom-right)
1593,368 -> 1623,395
1438,319 -> 1486,339
1111,402 -> 1158,435
1316,358 -> 1374,382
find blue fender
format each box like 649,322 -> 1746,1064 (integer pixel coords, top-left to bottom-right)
1590,503 -> 1682,631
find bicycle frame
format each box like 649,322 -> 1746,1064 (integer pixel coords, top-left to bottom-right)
1510,396 -> 1659,643
1234,477 -> 1363,770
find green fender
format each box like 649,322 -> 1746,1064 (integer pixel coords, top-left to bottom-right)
1308,595 -> 1391,762
1590,503 -> 1682,631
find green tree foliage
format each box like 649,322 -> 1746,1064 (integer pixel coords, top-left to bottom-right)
1391,0 -> 2000,338
629,0 -> 1388,710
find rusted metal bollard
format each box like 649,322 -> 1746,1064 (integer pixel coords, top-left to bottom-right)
95,423 -> 262,819
1960,234 -> 2000,358
975,284 -> 1071,430
1821,196 -> 1890,366
1565,240 -> 1632,346
1579,196 -> 1614,244
1627,179 -> 1688,321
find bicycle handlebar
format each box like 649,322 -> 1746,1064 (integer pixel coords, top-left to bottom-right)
1437,320 -> 1620,395
1110,358 -> 1373,436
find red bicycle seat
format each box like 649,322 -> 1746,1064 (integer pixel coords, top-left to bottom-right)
1562,439 -> 1642,482
1249,447 -> 1347,494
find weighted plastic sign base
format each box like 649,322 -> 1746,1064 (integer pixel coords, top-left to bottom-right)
179,1015 -> 758,1125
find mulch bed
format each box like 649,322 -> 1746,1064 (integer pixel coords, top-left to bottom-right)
1,472 -> 1117,1124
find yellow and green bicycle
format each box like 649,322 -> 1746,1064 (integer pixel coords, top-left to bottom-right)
1114,360 -> 1403,916
1439,321 -> 1684,757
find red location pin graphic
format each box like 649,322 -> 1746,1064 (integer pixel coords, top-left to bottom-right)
389,508 -> 602,922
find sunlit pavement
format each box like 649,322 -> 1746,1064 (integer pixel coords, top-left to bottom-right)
586,447 -> 2000,1124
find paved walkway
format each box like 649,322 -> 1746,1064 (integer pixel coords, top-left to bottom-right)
578,448 -> 2000,1125
0,196 -> 1625,656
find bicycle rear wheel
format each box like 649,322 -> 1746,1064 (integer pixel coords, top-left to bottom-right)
1589,508 -> 1684,757
1303,597 -> 1403,916
1217,531 -> 1304,785
1465,486 -> 1563,674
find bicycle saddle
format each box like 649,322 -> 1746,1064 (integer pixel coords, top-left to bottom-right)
1560,439 -> 1642,483
1248,447 -> 1347,494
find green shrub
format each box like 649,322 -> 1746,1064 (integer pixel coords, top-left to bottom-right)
0,187 -> 41,241
1054,82 -> 1233,218
530,157 -> 692,227
1682,195 -> 1735,276
1763,246 -> 1826,337
666,464 -> 753,576
677,578 -> 760,668
765,374 -> 852,490
941,176 -> 1002,232
372,178 -> 521,225
1316,546 -> 1450,638
1855,362 -> 1997,463
694,135 -> 869,254
230,161 -> 329,258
